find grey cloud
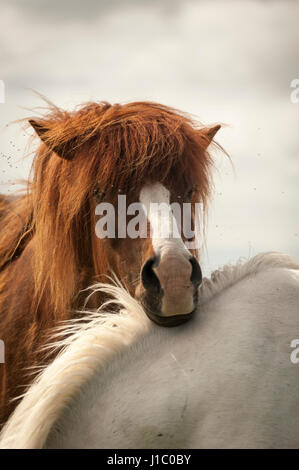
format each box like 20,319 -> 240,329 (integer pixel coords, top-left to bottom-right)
5,0 -> 180,21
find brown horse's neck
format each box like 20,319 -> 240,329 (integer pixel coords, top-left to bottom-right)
0,223 -> 109,427
0,192 -> 114,317
0,194 -> 33,274
0,195 -> 115,427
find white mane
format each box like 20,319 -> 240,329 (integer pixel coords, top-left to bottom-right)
0,282 -> 152,449
0,252 -> 297,449
199,251 -> 299,304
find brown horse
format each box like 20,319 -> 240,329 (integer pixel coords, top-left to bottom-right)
0,100 -> 220,427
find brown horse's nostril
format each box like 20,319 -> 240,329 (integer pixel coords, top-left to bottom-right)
141,257 -> 161,293
190,256 -> 202,288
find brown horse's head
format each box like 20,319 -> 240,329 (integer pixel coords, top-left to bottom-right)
29,101 -> 220,326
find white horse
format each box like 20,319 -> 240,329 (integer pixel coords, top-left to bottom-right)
0,252 -> 299,449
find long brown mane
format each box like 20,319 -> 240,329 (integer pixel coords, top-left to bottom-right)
0,100 -> 218,426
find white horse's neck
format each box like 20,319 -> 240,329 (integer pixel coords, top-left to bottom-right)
1,252 -> 299,449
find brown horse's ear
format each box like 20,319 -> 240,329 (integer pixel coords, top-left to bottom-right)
29,119 -> 74,160
199,125 -> 221,149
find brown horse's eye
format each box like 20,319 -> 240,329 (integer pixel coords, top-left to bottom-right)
93,187 -> 105,201
186,188 -> 194,199
186,185 -> 198,200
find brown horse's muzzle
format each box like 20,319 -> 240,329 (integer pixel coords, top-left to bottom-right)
136,254 -> 202,327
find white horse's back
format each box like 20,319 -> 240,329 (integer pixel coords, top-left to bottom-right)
1,253 -> 299,448
46,256 -> 299,449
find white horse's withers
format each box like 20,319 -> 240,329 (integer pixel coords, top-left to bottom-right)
1,252 -> 299,449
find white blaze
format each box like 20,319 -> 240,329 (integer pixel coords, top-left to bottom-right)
139,182 -> 191,259
140,182 -> 195,316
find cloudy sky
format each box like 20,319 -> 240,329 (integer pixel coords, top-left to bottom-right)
0,0 -> 298,275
